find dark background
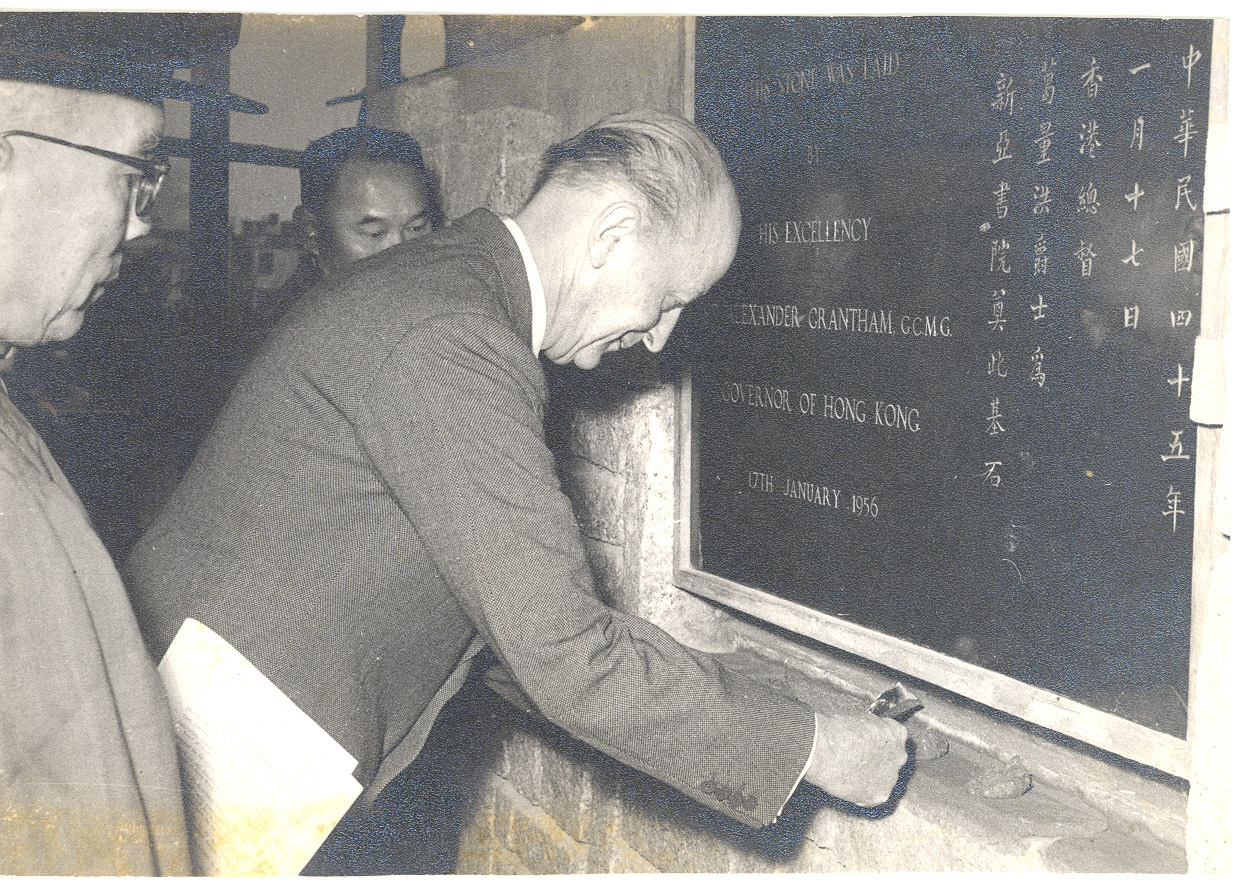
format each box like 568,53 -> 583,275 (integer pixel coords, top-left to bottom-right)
683,16 -> 1212,738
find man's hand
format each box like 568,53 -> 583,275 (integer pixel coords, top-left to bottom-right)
803,710 -> 910,807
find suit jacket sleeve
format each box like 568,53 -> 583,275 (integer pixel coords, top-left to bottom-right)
353,311 -> 816,827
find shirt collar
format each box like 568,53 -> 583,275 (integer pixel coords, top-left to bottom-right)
501,216 -> 546,355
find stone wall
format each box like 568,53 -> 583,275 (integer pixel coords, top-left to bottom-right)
368,15 -> 1204,874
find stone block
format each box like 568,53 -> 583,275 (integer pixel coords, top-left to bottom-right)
533,741 -> 591,842
477,107 -> 560,215
461,775 -> 499,845
801,811 -> 912,872
486,844 -> 535,876
500,730 -> 547,807
582,757 -> 626,848
596,838 -> 660,873
613,784 -> 736,872
493,733 -> 512,780
378,94 -> 560,220
507,808 -> 589,873
567,404 -> 634,473
581,537 -> 625,603
454,832 -> 496,875
376,75 -> 461,139
561,456 -> 626,544
493,778 -> 590,873
493,779 -> 519,856
544,743 -> 626,852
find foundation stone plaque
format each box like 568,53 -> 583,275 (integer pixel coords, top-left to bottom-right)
685,16 -> 1213,739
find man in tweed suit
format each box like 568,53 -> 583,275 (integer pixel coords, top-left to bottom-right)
125,111 -> 908,854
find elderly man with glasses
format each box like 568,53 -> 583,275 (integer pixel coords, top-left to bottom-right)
0,12 -> 264,875
0,129 -> 168,348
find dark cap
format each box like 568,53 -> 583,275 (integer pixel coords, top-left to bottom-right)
0,12 -> 267,114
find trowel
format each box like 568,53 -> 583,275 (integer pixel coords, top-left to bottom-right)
868,682 -> 923,721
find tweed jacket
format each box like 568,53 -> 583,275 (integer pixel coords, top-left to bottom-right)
124,209 -> 816,828
0,387 -> 190,875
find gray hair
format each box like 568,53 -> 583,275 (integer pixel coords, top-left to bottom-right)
531,110 -> 732,234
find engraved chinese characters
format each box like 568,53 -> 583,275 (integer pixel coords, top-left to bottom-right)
688,17 -> 1210,738
983,35 -> 1205,543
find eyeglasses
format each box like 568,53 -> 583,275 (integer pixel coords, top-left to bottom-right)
0,130 -> 169,218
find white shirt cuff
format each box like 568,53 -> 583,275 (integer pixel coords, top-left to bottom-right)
774,708 -> 819,820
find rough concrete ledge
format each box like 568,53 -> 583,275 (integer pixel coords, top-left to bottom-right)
714,620 -> 1189,859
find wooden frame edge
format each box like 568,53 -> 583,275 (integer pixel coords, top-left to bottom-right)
674,558 -> 1189,778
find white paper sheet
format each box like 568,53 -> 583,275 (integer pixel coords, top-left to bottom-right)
158,618 -> 363,876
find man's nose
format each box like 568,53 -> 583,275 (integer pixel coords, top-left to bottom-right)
124,208 -> 152,241
642,307 -> 683,353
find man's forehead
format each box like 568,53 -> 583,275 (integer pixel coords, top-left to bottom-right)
72,88 -> 164,149
331,160 -> 426,210
338,157 -> 422,191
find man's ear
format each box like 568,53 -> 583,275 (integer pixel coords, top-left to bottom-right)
292,205 -> 320,256
587,201 -> 640,270
0,133 -> 14,172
